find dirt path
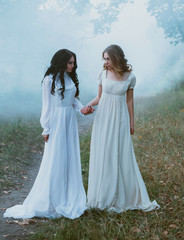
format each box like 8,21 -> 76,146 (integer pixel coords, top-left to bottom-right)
0,114 -> 94,240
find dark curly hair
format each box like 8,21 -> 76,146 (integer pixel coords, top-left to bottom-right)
102,44 -> 132,77
43,49 -> 79,99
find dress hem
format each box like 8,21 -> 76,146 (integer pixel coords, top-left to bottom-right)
4,205 -> 87,220
87,200 -> 160,213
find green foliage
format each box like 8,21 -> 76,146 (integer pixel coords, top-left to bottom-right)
147,0 -> 184,45
38,0 -> 133,35
92,0 -> 130,34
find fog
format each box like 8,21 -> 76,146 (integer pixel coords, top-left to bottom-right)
0,0 -> 184,118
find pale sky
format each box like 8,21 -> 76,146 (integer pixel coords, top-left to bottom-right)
0,0 -> 183,116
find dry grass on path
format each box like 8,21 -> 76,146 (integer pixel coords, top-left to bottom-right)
0,119 -> 43,193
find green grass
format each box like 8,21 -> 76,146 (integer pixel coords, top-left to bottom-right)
0,119 -> 43,192
1,83 -> 184,239
27,85 -> 184,240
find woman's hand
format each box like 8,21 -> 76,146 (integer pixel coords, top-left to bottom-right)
43,134 -> 49,142
81,106 -> 95,115
130,123 -> 134,135
86,105 -> 95,114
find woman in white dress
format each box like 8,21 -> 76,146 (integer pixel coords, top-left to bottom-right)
4,49 -> 93,219
87,45 -> 160,212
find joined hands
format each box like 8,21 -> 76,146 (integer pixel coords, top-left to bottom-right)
81,105 -> 95,115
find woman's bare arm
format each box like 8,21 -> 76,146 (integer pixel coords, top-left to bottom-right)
126,89 -> 134,135
87,85 -> 102,107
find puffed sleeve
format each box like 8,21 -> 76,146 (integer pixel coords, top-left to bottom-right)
40,75 -> 53,135
97,70 -> 103,85
128,74 -> 136,89
73,97 -> 84,115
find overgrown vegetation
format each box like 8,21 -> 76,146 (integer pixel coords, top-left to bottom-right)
0,82 -> 184,239
0,119 -> 43,192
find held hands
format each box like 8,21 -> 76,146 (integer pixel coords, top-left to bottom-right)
43,106 -> 95,142
81,105 -> 95,115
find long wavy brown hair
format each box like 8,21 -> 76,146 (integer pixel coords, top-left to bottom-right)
43,49 -> 79,99
102,44 -> 132,77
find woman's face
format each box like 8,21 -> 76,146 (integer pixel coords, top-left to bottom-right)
66,56 -> 75,73
103,52 -> 112,70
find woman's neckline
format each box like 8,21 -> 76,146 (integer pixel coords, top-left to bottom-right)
105,70 -> 132,82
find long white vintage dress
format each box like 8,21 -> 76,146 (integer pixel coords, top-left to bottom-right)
87,70 -> 160,212
4,72 -> 86,219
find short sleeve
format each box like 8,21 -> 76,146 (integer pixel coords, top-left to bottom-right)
97,70 -> 103,85
128,74 -> 136,89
